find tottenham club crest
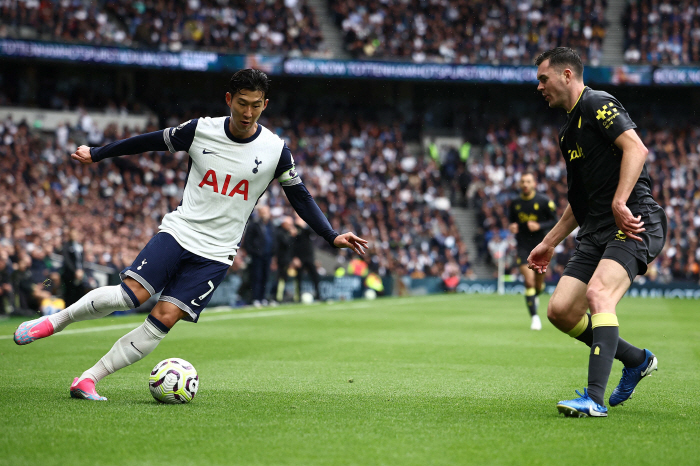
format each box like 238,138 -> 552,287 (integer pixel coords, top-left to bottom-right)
253,157 -> 262,174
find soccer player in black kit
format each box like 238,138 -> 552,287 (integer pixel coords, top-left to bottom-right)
529,48 -> 667,417
508,172 -> 557,330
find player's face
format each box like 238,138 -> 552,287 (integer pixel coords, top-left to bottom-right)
226,90 -> 268,138
520,174 -> 535,195
536,60 -> 569,109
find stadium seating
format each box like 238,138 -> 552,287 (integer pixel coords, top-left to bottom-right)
468,122 -> 696,283
261,114 -> 473,280
0,0 -> 324,55
2,0 -> 610,63
622,0 -> 700,64
328,0 -> 607,65
0,110 -> 472,303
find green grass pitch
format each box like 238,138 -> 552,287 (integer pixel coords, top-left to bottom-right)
1,294 -> 698,465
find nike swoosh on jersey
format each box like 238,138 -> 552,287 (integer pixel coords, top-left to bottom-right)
202,149 -> 218,155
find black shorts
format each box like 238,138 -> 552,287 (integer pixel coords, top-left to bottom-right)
563,203 -> 667,284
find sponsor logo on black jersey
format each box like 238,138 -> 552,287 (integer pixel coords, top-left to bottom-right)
568,142 -> 585,162
595,103 -> 620,129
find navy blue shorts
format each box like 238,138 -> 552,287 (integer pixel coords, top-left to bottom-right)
121,232 -> 230,322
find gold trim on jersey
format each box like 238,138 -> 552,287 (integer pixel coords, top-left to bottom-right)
567,86 -> 587,114
520,191 -> 536,201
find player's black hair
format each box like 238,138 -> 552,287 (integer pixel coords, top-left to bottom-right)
534,47 -> 584,79
229,69 -> 271,99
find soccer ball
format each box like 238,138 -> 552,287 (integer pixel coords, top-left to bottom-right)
149,358 -> 199,404
364,289 -> 377,300
301,292 -> 314,304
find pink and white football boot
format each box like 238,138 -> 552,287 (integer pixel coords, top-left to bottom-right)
70,378 -> 107,401
13,316 -> 55,345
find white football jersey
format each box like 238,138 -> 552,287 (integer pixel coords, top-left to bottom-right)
158,117 -> 297,264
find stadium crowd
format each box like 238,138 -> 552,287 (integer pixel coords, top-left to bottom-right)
623,0 -> 700,64
469,121 -> 700,284
2,102 -> 700,316
262,114 -> 473,281
329,0 -> 607,65
0,0 -> 324,56
0,108 -> 472,315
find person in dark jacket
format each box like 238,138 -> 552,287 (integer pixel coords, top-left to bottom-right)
0,249 -> 14,315
12,253 -> 37,316
293,213 -> 321,300
61,228 -> 85,306
244,205 -> 276,306
275,216 -> 297,302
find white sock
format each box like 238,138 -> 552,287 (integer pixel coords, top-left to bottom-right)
48,285 -> 135,333
80,317 -> 167,383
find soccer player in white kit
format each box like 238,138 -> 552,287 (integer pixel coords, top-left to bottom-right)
13,69 -> 369,401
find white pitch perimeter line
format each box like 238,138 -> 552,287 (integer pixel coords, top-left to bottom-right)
0,307 -> 323,341
0,294 -> 457,341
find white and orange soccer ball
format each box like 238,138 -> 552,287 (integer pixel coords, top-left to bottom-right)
148,358 -> 199,404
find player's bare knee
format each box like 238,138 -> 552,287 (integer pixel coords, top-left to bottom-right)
547,298 -> 581,331
546,299 -> 567,326
585,280 -> 609,312
122,278 -> 151,306
150,302 -> 187,329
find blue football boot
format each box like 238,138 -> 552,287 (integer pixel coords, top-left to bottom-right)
557,388 -> 608,417
609,349 -> 657,407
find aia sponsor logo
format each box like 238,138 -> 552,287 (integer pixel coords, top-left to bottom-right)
198,169 -> 249,200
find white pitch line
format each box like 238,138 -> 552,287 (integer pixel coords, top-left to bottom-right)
0,322 -> 140,340
0,294 -> 459,341
0,306 -> 327,341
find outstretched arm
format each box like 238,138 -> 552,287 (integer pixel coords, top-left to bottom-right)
283,183 -> 368,256
72,131 -> 168,164
71,120 -> 198,164
275,144 -> 367,255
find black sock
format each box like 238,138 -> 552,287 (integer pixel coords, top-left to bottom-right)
526,295 -> 537,317
587,325 -> 619,405
573,313 -> 646,368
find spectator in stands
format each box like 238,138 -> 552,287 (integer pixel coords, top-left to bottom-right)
1,0 -> 325,56
61,228 -> 85,307
293,213 -> 321,300
442,260 -> 460,292
275,216 -> 297,302
36,271 -> 65,316
330,0 -> 607,65
0,249 -> 14,315
12,252 -> 36,316
623,0 -> 700,64
244,205 -> 276,307
29,246 -> 50,285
